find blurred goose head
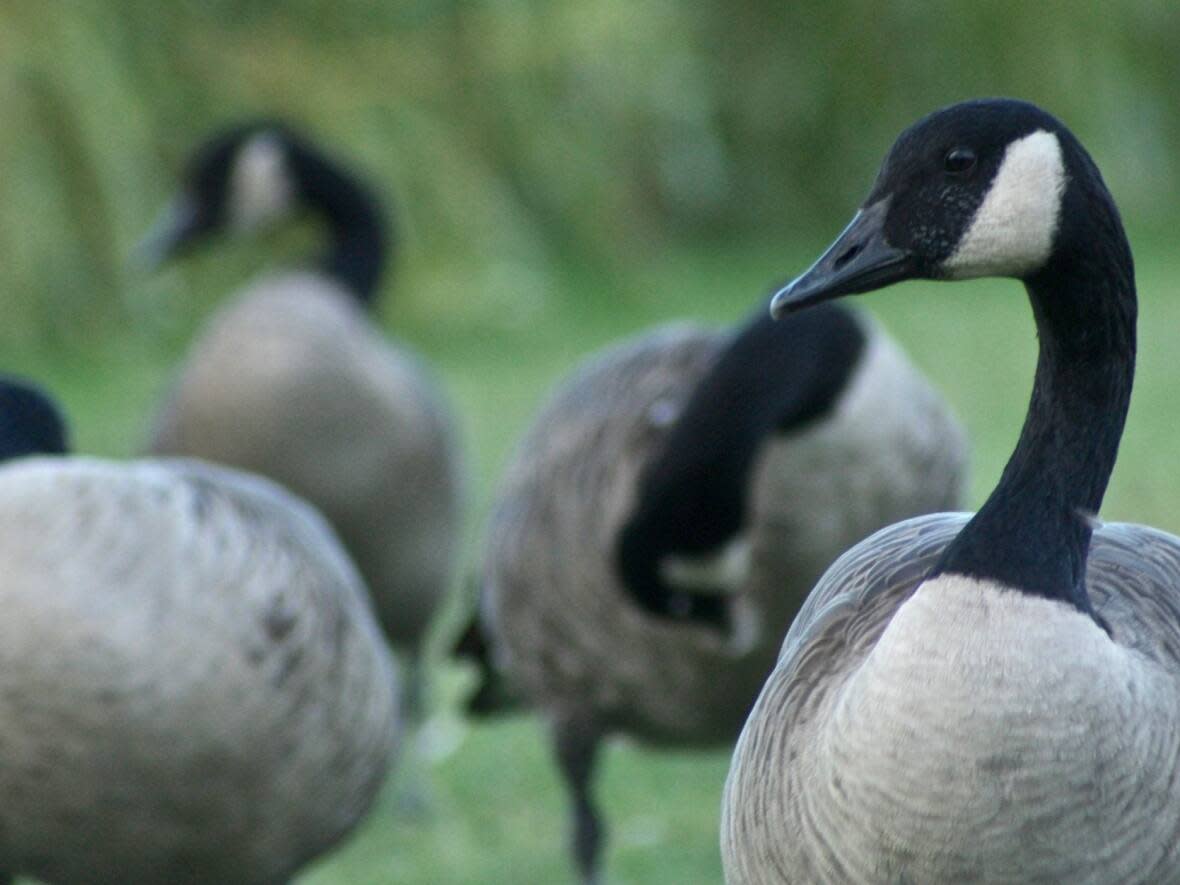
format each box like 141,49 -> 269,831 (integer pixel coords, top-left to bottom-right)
136,121 -> 388,302
0,376 -> 69,460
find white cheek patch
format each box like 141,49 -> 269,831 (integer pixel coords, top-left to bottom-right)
227,133 -> 296,233
942,129 -> 1065,279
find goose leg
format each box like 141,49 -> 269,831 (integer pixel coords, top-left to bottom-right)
553,716 -> 603,885
395,648 -> 432,816
402,647 -> 426,736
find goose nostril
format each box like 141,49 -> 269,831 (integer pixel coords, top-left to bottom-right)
833,243 -> 862,271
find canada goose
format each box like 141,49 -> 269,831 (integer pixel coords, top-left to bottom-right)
721,98 -> 1180,883
0,379 -> 398,883
136,122 -> 465,763
480,301 -> 965,882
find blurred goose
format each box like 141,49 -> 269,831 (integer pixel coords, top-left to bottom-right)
721,98 -> 1180,883
0,377 -> 397,883
479,299 -> 965,882
137,122 -> 465,756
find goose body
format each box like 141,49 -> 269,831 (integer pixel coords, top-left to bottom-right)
0,453 -> 398,884
722,99 -> 1180,883
724,515 -> 1180,882
149,273 -> 459,650
139,123 -> 464,729
482,304 -> 964,880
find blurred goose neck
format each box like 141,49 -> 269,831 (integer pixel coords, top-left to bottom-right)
291,142 -> 389,305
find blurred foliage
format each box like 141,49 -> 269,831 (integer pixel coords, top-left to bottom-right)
1,1 -> 1178,350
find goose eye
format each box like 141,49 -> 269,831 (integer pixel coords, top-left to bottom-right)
944,147 -> 977,175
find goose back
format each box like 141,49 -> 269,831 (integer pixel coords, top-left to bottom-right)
0,455 -> 399,884
149,274 -> 464,645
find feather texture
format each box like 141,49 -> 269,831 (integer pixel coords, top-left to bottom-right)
0,456 -> 398,884
723,513 -> 1180,883
149,274 -> 463,648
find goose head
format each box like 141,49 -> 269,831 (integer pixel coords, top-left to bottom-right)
0,376 -> 69,460
771,98 -> 1119,315
135,122 -> 389,300
771,98 -> 1135,619
135,122 -> 305,267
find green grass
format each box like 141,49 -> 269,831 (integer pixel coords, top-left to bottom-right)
6,235 -> 1180,884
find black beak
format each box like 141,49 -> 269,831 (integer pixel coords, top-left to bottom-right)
770,198 -> 916,319
130,196 -> 203,271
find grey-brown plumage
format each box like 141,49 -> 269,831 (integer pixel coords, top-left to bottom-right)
722,515 -> 1180,882
0,456 -> 398,884
139,123 -> 465,741
481,310 -> 964,882
149,274 -> 462,655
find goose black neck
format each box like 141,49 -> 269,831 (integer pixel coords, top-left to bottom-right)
618,304 -> 866,624
932,188 -> 1136,617
287,141 -> 389,305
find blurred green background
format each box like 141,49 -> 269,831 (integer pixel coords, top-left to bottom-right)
2,2 -> 1180,882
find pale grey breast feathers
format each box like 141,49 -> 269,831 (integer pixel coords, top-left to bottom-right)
778,512 -> 1180,678
727,513 -> 1180,884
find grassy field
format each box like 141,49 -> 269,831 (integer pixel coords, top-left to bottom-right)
6,231 -> 1180,884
